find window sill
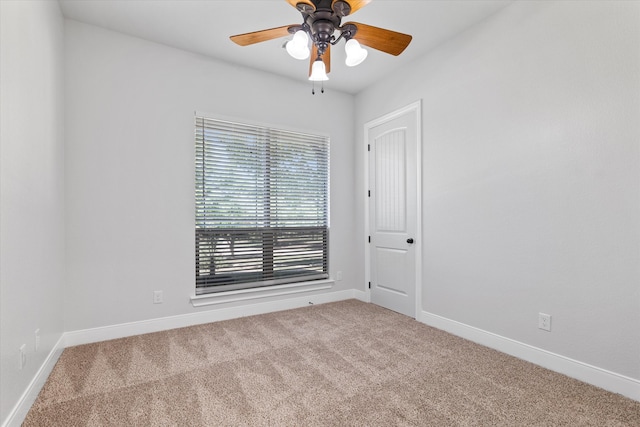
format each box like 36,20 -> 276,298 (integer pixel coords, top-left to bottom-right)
190,279 -> 335,307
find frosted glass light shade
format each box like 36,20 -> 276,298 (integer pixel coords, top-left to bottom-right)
309,59 -> 329,81
286,31 -> 310,60
345,39 -> 368,67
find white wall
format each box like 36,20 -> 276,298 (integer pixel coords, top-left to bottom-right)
356,1 -> 639,380
0,0 -> 66,423
64,20 -> 357,331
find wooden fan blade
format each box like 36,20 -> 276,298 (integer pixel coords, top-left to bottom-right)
230,25 -> 294,46
346,21 -> 412,56
309,44 -> 331,76
286,0 -> 316,11
324,44 -> 331,74
333,0 -> 371,16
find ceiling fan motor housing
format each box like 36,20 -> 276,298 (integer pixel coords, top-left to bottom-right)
310,19 -> 335,54
297,0 -> 355,57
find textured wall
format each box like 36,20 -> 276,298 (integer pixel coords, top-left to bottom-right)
0,1 -> 66,423
355,1 -> 640,379
64,20 -> 357,331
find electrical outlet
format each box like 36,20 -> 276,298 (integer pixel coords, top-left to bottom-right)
19,344 -> 26,370
336,271 -> 343,281
538,313 -> 551,332
153,290 -> 163,304
35,329 -> 40,351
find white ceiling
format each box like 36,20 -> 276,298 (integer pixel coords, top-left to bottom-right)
59,0 -> 513,94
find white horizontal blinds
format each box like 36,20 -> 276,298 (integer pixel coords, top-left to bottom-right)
195,116 -> 329,294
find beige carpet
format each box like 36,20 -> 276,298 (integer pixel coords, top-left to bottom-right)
24,300 -> 639,426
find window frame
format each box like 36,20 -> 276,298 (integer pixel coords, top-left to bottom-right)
194,113 -> 331,297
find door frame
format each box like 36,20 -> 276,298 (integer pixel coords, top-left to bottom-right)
363,100 -> 422,319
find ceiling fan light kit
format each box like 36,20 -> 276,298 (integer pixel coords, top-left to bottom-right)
230,0 -> 412,93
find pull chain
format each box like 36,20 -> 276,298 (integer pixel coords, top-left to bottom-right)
311,81 -> 325,95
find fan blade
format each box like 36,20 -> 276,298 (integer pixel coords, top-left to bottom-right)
286,0 -> 316,11
333,0 -> 371,16
346,21 -> 412,56
309,44 -> 331,76
230,25 -> 294,46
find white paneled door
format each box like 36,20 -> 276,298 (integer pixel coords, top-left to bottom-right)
367,103 -> 420,318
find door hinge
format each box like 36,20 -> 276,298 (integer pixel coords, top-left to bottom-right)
368,236 -> 371,243
368,282 -> 371,289
368,190 -> 370,197
367,144 -> 370,152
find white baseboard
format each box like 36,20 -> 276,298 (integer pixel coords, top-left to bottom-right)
419,310 -> 640,402
64,289 -> 360,347
2,336 -> 65,427
352,289 -> 370,303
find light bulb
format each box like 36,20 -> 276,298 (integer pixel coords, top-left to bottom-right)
345,39 -> 368,67
286,30 -> 310,60
309,59 -> 329,81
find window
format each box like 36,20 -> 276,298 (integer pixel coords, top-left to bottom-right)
195,115 -> 329,295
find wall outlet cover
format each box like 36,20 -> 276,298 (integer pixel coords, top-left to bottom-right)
538,313 -> 551,332
19,344 -> 26,370
153,290 -> 163,304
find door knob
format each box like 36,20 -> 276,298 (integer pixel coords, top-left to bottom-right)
407,238 -> 414,244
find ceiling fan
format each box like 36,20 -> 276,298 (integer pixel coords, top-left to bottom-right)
230,0 -> 412,86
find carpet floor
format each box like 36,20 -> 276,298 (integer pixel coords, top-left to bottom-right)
24,300 -> 640,426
